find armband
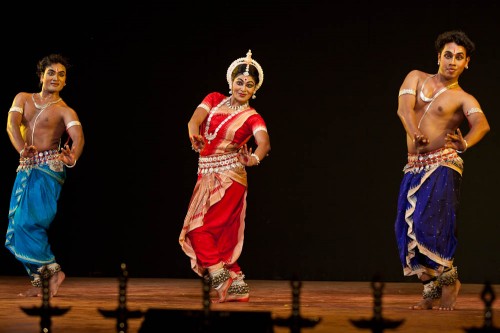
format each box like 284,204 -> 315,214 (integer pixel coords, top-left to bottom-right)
398,89 -> 416,97
253,126 -> 268,136
198,103 -> 210,112
9,106 -> 24,114
66,121 -> 82,130
465,108 -> 483,117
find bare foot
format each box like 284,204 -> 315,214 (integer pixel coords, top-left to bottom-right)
439,279 -> 461,310
18,287 -> 42,297
409,297 -> 437,310
49,271 -> 65,297
211,277 -> 233,303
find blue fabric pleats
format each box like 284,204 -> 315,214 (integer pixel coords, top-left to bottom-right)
395,166 -> 461,276
5,165 -> 65,280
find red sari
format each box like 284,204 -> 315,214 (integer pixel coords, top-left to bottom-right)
180,92 -> 267,277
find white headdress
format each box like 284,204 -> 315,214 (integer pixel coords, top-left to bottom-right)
226,49 -> 264,93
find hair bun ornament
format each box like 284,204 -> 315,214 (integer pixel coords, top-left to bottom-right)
226,49 -> 264,92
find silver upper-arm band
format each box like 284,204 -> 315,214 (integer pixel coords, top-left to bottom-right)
198,103 -> 210,112
398,89 -> 416,97
9,106 -> 24,114
253,126 -> 268,136
465,108 -> 483,117
66,121 -> 82,130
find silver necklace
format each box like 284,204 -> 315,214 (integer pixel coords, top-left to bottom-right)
30,93 -> 62,146
225,99 -> 248,111
204,97 -> 247,144
417,78 -> 459,129
32,93 -> 62,109
419,74 -> 458,103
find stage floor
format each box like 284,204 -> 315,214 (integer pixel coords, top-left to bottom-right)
0,276 -> 499,333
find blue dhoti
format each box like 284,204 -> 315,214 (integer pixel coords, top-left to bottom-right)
394,148 -> 463,278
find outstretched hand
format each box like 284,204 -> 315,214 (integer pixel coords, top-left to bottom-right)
445,128 -> 467,151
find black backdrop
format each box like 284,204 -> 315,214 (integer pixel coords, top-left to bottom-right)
0,0 -> 498,284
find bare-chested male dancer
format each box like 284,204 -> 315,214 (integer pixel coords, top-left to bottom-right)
6,54 -> 84,297
394,30 -> 490,310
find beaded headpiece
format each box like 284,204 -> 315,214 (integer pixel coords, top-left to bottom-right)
226,49 -> 264,93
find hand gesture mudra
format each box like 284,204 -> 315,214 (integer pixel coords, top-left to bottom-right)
190,134 -> 205,153
20,143 -> 38,158
445,128 -> 467,152
413,132 -> 429,152
237,144 -> 258,167
58,144 -> 77,167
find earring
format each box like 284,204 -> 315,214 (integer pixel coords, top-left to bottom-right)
465,65 -> 469,69
229,89 -> 232,95
437,61 -> 440,65
252,94 -> 256,100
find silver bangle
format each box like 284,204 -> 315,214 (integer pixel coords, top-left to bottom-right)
64,159 -> 77,168
456,139 -> 468,153
19,148 -> 25,157
251,153 -> 260,165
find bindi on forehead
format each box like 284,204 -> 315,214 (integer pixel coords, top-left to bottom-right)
236,75 -> 254,84
443,44 -> 466,55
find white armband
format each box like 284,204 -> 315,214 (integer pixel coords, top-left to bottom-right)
66,121 -> 82,130
9,106 -> 24,114
398,89 -> 416,97
253,126 -> 268,136
198,103 -> 210,112
465,108 -> 483,117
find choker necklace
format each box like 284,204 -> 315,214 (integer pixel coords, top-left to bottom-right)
225,99 -> 248,111
419,74 -> 458,103
204,97 -> 247,144
32,93 -> 62,110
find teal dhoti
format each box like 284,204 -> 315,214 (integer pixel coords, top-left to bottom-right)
5,152 -> 65,285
